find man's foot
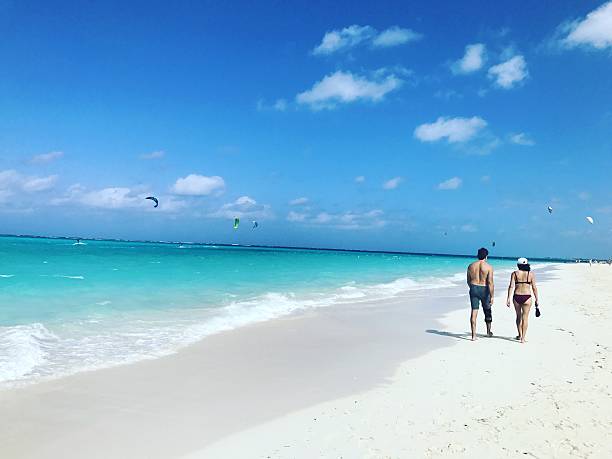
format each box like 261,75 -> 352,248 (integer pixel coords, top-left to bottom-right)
471,335 -> 477,341
488,331 -> 494,337
520,338 -> 527,343
515,335 -> 520,340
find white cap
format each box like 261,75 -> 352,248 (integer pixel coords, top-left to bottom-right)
517,257 -> 529,265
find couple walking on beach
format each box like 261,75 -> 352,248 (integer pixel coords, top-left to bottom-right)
467,248 -> 540,343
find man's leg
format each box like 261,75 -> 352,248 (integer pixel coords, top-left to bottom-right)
483,289 -> 493,336
470,309 -> 478,341
469,290 -> 479,341
483,301 -> 493,336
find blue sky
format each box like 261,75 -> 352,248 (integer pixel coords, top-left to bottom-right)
1,0 -> 611,258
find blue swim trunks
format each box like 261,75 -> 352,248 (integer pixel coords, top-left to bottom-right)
469,284 -> 492,323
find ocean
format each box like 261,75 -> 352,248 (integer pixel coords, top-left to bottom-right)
1,236 -> 520,387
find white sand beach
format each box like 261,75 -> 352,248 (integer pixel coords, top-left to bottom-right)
1,263 -> 611,458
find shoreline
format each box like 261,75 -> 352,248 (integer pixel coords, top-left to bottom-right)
1,261 -> 554,391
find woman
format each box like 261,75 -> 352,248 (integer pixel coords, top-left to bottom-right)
506,257 -> 540,343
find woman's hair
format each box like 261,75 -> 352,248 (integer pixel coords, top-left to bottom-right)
517,263 -> 531,272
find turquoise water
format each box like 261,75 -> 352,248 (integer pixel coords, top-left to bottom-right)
0,236 -> 516,386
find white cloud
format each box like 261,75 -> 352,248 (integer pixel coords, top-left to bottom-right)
0,170 -> 21,187
460,224 -> 478,233
488,55 -> 528,89
481,175 -> 491,183
273,99 -> 288,111
372,26 -> 422,47
22,175 -> 58,192
80,187 -> 143,209
578,191 -> 591,201
312,24 -> 421,55
312,25 -> 375,55
288,209 -> 385,229
414,116 -> 487,143
140,151 -> 165,160
509,132 -> 535,146
289,197 -> 309,206
213,196 -> 272,219
438,177 -> 462,190
313,212 -> 333,224
562,1 -> 612,49
257,98 -> 288,112
296,71 -> 402,110
287,211 -> 308,222
355,175 -> 365,183
452,43 -> 486,74
383,177 -> 402,190
30,151 -> 64,164
52,184 -> 186,212
0,169 -> 58,201
171,174 -> 225,196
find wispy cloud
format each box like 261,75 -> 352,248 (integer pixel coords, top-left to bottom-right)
312,24 -> 421,55
286,208 -> 386,230
460,224 -> 478,233
414,116 -> 487,143
312,25 -> 375,55
383,177 -> 402,190
171,174 -> 225,196
287,210 -> 308,222
140,151 -> 165,160
257,98 -> 288,112
437,177 -> 462,190
509,132 -> 535,146
578,191 -> 591,201
372,26 -> 422,48
488,55 -> 528,89
296,71 -> 402,110
212,196 -> 272,219
452,43 -> 486,74
51,184 -> 187,212
355,175 -> 366,183
560,1 -> 612,50
0,169 -> 58,202
30,151 -> 64,165
289,197 -> 309,206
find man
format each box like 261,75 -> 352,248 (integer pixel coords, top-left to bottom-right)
466,247 -> 494,341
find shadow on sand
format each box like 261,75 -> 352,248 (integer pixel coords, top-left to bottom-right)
426,329 -> 518,343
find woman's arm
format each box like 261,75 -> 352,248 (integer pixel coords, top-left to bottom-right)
506,272 -> 515,307
532,272 -> 539,306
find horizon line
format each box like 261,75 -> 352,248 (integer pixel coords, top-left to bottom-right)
0,233 -> 580,263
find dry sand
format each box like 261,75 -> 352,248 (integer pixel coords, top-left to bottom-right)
1,264 -> 611,458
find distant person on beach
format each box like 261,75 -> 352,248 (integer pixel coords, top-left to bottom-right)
466,247 -> 494,341
506,258 -> 540,344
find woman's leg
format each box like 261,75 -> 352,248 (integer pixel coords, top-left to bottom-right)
514,301 -> 522,339
520,300 -> 532,343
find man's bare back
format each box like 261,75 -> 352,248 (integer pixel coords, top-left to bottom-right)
467,260 -> 493,286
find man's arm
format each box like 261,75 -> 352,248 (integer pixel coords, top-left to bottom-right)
487,266 -> 494,305
466,267 -> 471,286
